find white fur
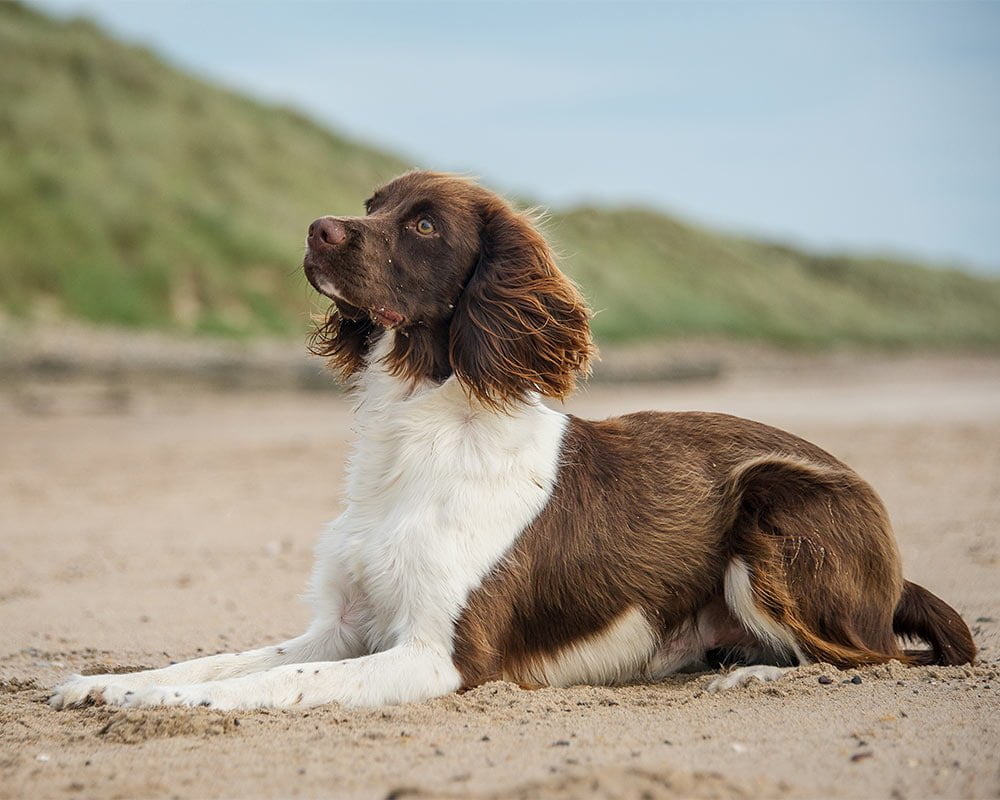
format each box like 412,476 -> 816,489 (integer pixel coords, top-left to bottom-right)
52,332 -> 569,710
516,606 -> 659,688
723,558 -> 809,665
646,606 -> 730,679
707,664 -> 793,692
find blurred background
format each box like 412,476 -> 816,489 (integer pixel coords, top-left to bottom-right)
1,0 -> 999,377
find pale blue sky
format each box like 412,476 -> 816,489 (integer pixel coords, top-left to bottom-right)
35,0 -> 1000,272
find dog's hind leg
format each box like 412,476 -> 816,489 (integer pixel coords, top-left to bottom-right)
706,556 -> 805,692
708,664 -> 793,692
712,454 -> 910,682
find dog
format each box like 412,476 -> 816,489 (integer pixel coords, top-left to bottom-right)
51,171 -> 975,711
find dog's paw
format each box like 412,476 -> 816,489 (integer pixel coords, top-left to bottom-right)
50,674 -> 114,709
707,665 -> 792,693
120,684 -> 232,710
51,671 -> 161,709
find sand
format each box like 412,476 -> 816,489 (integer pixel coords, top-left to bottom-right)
1,354 -> 999,799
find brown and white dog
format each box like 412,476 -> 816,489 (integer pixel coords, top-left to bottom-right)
51,172 -> 975,711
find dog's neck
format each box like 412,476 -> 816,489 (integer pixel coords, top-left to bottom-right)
346,330 -> 561,469
353,330 -> 534,417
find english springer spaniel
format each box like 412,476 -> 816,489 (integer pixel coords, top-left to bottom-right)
51,171 -> 975,711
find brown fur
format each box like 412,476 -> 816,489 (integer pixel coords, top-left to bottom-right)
307,301 -> 378,381
894,581 -> 977,665
455,412 -> 975,686
304,171 -> 592,407
305,171 -> 975,689
448,200 -> 593,410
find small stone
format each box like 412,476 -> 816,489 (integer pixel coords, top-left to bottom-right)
851,676 -> 863,685
552,740 -> 570,747
851,751 -> 874,763
818,676 -> 834,685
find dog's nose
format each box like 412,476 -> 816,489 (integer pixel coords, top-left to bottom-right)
308,217 -> 348,250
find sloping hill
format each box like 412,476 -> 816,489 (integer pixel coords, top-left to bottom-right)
0,2 -> 407,335
2,2 -> 999,348
558,209 -> 1000,347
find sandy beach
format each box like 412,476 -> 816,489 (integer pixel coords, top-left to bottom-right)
2,354 -> 998,799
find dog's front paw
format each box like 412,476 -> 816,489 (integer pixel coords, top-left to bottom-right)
121,684 -> 230,710
50,674 -> 114,709
51,671 -> 161,709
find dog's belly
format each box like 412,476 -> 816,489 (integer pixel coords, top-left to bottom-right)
502,606 -> 661,687
499,599 -> 759,687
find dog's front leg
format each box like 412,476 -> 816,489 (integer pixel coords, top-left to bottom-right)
50,619 -> 366,709
115,642 -> 461,711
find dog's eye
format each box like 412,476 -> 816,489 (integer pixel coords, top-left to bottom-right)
415,218 -> 435,236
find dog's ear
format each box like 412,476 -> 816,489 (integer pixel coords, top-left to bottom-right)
448,201 -> 594,410
308,300 -> 378,380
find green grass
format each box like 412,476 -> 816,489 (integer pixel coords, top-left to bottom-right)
2,2 -> 999,349
553,209 -> 1000,347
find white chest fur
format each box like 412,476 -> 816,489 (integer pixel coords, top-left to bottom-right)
310,333 -> 568,655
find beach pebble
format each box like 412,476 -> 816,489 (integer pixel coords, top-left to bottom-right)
818,676 -> 834,685
851,676 -> 863,685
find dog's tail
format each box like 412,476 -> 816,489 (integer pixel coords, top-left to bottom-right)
892,580 -> 976,665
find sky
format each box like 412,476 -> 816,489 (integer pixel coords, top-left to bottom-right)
35,0 -> 1000,273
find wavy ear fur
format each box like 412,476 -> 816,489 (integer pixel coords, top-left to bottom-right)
449,201 -> 594,411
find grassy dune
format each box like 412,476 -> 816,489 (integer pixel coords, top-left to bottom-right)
2,2 -> 999,348
558,209 -> 1000,347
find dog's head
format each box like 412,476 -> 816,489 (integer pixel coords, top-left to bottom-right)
304,171 -> 593,409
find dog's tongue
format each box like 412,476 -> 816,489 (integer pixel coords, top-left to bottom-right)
372,306 -> 405,328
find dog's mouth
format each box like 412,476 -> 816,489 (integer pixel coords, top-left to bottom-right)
304,260 -> 406,329
370,307 -> 405,328
303,257 -> 344,301
309,274 -> 345,304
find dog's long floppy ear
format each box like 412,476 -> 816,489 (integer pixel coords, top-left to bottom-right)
308,300 -> 378,381
448,200 -> 594,410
